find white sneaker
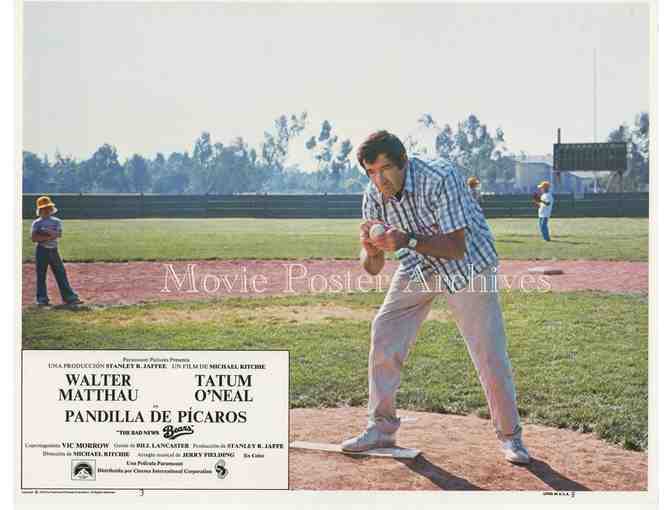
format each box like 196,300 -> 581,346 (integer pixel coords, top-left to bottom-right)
341,427 -> 396,452
501,437 -> 531,464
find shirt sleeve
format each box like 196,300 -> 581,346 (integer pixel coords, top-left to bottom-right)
31,220 -> 39,235
431,173 -> 469,234
362,191 -> 383,222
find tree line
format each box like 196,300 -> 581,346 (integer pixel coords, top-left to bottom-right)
605,112 -> 649,192
22,111 -> 649,194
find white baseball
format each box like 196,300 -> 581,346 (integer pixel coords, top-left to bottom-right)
369,223 -> 386,239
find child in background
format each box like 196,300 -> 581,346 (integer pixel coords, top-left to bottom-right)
31,196 -> 83,306
467,176 -> 482,205
535,181 -> 554,241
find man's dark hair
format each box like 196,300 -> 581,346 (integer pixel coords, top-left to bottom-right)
357,131 -> 407,171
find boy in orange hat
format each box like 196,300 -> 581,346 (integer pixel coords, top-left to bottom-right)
467,176 -> 482,205
31,196 -> 83,306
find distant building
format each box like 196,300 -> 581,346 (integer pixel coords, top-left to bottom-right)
515,154 -> 617,193
514,159 -> 601,194
490,178 -> 516,194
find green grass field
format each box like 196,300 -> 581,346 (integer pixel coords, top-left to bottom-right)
22,217 -> 648,262
23,290 -> 648,450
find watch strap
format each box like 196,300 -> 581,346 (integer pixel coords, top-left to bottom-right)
407,233 -> 418,250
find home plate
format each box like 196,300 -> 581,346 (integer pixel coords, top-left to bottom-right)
290,441 -> 421,459
528,266 -> 564,275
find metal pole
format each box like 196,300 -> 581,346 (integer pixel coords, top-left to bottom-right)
593,49 -> 598,192
593,48 -> 597,142
555,129 -> 561,188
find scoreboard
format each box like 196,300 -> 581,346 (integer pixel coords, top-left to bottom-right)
553,142 -> 627,172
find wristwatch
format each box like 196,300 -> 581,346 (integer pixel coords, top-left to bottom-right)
407,233 -> 418,250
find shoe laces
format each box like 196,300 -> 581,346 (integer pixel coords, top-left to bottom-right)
511,438 -> 526,451
358,428 -> 375,440
360,427 -> 390,441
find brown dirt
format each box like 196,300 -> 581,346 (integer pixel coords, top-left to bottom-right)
289,407 -> 647,491
21,259 -> 647,307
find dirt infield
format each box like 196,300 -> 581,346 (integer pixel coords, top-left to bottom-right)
21,259 -> 647,306
289,407 -> 647,491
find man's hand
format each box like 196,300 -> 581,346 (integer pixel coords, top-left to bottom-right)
359,220 -> 385,275
369,227 -> 409,253
31,229 -> 58,243
359,220 -> 384,256
41,228 -> 58,240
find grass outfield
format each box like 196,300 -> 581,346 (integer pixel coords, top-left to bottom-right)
22,217 -> 648,262
23,290 -> 648,450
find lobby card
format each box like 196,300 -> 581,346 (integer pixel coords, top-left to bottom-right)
15,0 -> 657,508
20,350 -> 289,492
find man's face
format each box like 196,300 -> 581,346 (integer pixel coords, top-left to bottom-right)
364,153 -> 406,199
39,206 -> 53,217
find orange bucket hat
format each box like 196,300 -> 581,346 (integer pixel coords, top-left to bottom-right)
35,195 -> 58,216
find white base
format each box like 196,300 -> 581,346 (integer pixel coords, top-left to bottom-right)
290,441 -> 421,459
528,266 -> 564,275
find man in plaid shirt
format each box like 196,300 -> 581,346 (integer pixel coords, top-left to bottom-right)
341,131 -> 530,464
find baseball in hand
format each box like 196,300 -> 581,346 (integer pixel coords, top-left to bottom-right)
369,223 -> 386,240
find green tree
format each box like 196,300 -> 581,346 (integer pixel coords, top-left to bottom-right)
435,124 -> 455,159
329,138 -> 354,191
150,153 -> 167,185
192,132 -> 215,193
52,153 -> 81,192
22,151 -> 50,193
404,113 -> 513,191
82,144 -> 127,192
261,113 -> 307,192
126,154 -> 151,193
305,120 -> 349,191
208,140 -> 249,194
606,112 -> 649,191
153,152 -> 191,193
453,115 -> 496,180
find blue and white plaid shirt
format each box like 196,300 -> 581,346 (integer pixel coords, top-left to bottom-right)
362,157 -> 498,292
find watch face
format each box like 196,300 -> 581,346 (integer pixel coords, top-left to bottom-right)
408,237 -> 418,249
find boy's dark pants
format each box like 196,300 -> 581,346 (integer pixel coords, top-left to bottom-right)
35,245 -> 79,304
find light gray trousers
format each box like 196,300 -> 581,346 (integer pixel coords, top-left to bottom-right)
367,265 -> 522,441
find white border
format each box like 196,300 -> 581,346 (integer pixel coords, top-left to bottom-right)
5,1 -> 665,508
